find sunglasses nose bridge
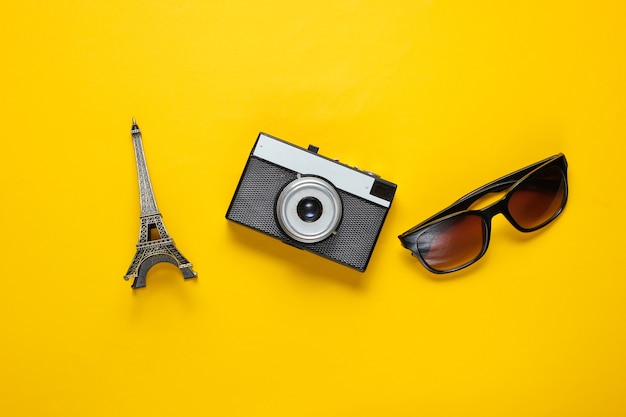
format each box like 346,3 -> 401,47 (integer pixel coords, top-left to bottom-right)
481,199 -> 507,222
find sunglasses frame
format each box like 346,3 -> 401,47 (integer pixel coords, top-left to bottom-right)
398,153 -> 568,273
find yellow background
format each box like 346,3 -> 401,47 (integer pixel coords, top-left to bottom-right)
1,1 -> 625,416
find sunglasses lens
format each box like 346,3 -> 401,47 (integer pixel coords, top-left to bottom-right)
508,165 -> 566,230
417,214 -> 487,272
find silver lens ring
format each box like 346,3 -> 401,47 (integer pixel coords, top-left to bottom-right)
276,176 -> 343,244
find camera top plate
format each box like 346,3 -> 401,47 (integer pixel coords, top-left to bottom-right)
252,133 -> 396,208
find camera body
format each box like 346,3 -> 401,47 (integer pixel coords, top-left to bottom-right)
226,133 -> 397,272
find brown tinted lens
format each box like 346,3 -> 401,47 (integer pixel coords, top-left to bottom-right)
417,214 -> 487,272
507,165 -> 566,230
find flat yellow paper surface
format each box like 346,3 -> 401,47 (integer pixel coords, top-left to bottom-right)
1,1 -> 624,416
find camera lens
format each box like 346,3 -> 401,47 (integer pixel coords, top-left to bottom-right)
297,197 -> 323,222
276,176 -> 343,244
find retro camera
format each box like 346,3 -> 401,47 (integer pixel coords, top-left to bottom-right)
226,133 -> 397,271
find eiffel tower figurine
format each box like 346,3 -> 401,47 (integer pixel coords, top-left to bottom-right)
124,118 -> 197,288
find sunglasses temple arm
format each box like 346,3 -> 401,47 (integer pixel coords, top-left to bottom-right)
453,155 -> 560,205
399,157 -> 557,237
398,182 -> 510,237
454,154 -> 563,206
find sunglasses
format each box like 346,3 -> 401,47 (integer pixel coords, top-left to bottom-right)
398,153 -> 568,273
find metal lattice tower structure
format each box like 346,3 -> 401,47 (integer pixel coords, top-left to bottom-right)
124,119 -> 196,288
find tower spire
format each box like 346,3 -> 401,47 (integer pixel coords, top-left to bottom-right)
130,118 -> 158,216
